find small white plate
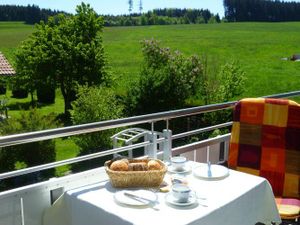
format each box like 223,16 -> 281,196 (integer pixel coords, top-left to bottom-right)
114,190 -> 157,206
168,165 -> 191,174
165,192 -> 197,207
193,164 -> 229,180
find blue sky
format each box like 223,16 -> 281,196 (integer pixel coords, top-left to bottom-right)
2,0 -> 300,18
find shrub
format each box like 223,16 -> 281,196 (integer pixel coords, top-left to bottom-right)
71,85 -> 123,150
125,39 -> 203,116
0,98 -> 8,119
202,60 -> 246,104
71,85 -> 123,169
12,88 -> 28,98
37,83 -> 55,104
0,83 -> 6,95
201,60 -> 246,126
0,76 -> 9,95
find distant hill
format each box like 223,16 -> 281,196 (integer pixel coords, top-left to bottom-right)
0,4 -> 67,24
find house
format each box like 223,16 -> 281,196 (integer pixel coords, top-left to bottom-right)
0,52 -> 16,76
0,52 -> 14,118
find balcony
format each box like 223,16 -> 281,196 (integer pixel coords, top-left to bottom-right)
0,90 -> 299,225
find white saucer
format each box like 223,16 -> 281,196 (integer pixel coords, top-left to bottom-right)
168,165 -> 191,174
165,192 -> 197,206
114,190 -> 157,206
193,164 -> 229,180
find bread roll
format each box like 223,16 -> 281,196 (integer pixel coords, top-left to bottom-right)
147,160 -> 162,170
128,162 -> 148,171
110,160 -> 129,171
120,158 -> 129,165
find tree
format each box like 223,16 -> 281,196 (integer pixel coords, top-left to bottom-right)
215,13 -> 221,23
15,3 -> 109,117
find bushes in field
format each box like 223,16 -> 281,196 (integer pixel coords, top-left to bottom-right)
125,39 -> 246,117
0,80 -> 6,95
70,85 -> 123,170
201,60 -> 246,105
71,85 -> 123,151
125,39 -> 203,116
36,83 -> 56,104
200,60 -> 246,127
11,88 -> 28,98
123,39 -> 246,139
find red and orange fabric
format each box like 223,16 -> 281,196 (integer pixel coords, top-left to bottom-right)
229,98 -> 300,198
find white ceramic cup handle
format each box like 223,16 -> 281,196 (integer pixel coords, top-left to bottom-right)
189,190 -> 196,198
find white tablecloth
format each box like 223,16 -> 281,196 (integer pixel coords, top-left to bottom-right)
43,162 -> 281,225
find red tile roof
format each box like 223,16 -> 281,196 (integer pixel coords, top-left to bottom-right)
0,52 -> 16,76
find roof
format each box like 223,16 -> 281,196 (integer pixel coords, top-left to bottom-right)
0,52 -> 16,76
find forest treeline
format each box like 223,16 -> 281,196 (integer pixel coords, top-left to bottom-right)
0,4 -> 220,25
103,8 -> 221,26
224,0 -> 300,22
0,4 -> 65,24
2,1 -> 300,26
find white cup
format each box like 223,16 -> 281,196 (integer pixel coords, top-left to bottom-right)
172,184 -> 191,203
171,156 -> 187,171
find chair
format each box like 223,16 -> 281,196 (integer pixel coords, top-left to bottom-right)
228,98 -> 300,221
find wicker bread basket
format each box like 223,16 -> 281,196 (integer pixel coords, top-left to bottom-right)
105,158 -> 167,188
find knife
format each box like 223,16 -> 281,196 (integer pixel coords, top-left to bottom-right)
124,192 -> 156,204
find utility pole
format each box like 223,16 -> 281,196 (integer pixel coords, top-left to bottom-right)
139,0 -> 143,14
128,0 -> 133,14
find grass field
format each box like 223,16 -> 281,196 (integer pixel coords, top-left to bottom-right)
0,22 -> 300,97
0,22 -> 34,62
2,22 -> 300,97
1,21 -> 300,175
102,22 -> 300,97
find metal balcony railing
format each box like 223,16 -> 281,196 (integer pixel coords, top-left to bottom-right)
0,90 -> 300,181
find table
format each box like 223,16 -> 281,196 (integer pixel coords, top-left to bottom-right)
43,162 -> 281,225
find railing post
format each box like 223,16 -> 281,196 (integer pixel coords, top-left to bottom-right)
148,131 -> 157,159
163,129 -> 172,162
144,133 -> 149,156
20,197 -> 25,225
112,137 -> 118,158
127,141 -> 133,158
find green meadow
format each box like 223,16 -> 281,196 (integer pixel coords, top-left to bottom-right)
1,21 -> 300,98
1,21 -> 300,175
0,22 -> 34,61
102,22 -> 300,97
